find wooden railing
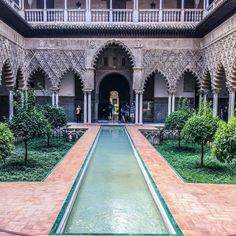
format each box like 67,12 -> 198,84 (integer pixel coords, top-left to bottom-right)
23,8 -> 205,23
68,9 -> 85,22
139,10 -> 159,22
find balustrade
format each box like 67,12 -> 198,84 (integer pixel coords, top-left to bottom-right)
162,9 -> 181,22
139,10 -> 159,22
184,9 -> 203,22
68,10 -> 85,22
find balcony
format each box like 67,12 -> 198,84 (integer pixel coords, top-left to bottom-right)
2,0 -> 227,24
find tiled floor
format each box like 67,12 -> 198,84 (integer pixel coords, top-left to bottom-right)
0,125 -> 236,236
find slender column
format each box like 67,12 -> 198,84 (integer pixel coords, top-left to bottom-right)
9,90 -> 14,120
168,93 -> 172,115
88,91 -> 92,124
133,0 -> 139,22
139,93 -> 143,124
43,0 -> 47,22
86,0 -> 91,22
229,91 -> 235,120
213,91 -> 218,117
64,0 -> 68,22
135,92 -> 139,124
204,93 -> 207,102
171,94 -> 175,113
52,92 -> 55,106
159,0 -> 163,22
109,0 -> 112,22
181,0 -> 184,21
55,92 -> 59,108
84,92 -> 88,124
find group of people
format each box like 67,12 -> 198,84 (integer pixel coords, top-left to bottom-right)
120,103 -> 135,123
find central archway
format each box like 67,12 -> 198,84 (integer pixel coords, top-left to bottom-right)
98,73 -> 130,120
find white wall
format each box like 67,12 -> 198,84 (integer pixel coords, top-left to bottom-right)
154,73 -> 168,97
59,72 -> 75,97
176,77 -> 195,98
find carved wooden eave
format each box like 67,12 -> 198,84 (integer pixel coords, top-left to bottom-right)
30,22 -> 197,38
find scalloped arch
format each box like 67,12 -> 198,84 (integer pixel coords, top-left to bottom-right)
144,68 -> 170,90
28,67 -> 53,89
58,67 -> 84,89
1,59 -> 14,90
92,40 -> 136,68
212,63 -> 227,91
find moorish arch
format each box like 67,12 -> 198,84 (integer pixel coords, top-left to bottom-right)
93,40 -> 135,122
58,68 -> 84,122
175,69 -> 201,109
15,67 -> 25,90
0,59 -> 14,120
143,69 -> 170,123
91,40 -> 136,69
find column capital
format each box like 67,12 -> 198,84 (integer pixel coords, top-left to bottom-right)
134,89 -> 144,94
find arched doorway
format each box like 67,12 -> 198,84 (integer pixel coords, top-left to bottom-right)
98,73 -> 130,120
93,42 -> 134,122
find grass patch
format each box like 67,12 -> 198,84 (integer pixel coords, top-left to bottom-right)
156,140 -> 236,184
0,138 -> 76,182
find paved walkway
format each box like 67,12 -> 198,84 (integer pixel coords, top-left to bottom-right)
0,125 -> 236,236
127,126 -> 236,236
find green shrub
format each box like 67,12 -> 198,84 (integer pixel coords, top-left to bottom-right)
181,101 -> 219,167
40,104 -> 67,146
0,123 -> 14,163
212,118 -> 236,163
165,98 -> 192,148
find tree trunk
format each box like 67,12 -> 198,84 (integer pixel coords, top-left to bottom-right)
24,138 -> 28,165
201,142 -> 204,167
178,130 -> 181,148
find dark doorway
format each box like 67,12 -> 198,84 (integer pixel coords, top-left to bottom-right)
98,73 -> 130,120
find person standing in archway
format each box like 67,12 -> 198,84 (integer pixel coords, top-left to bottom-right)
76,105 -> 81,123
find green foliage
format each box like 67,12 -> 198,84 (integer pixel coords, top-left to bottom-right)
0,123 -> 14,163
165,98 -> 192,147
10,90 -> 49,164
181,101 -> 219,166
0,138 -> 75,181
40,104 -> 67,146
212,118 -> 236,163
157,140 -> 236,184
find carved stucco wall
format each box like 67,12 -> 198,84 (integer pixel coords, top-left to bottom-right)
0,14 -> 236,94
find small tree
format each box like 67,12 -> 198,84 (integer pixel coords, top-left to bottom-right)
181,101 -> 219,167
212,118 -> 236,163
0,123 -> 14,163
10,90 -> 49,165
165,98 -> 192,148
41,104 -> 67,146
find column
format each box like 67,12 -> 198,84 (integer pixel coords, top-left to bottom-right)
181,0 -> 184,21
64,0 -> 68,22
159,0 -> 163,22
52,92 -> 55,106
88,91 -> 92,124
84,92 -> 88,124
213,91 -> 218,117
55,92 -> 59,108
171,94 -> 175,113
135,92 -> 139,124
109,0 -> 113,22
139,92 -> 143,124
229,91 -> 235,120
86,0 -> 91,22
168,93 -> 172,115
43,0 -> 47,22
9,90 -> 14,120
133,0 -> 139,22
203,93 -> 207,102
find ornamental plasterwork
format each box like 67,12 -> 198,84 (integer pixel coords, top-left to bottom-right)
142,49 -> 203,92
203,30 -> 236,90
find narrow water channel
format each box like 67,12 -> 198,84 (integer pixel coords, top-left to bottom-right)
64,127 -> 168,234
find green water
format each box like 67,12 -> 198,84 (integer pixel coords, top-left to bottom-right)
64,127 -> 168,234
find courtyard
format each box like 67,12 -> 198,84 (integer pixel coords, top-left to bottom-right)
0,125 -> 236,235
1,0 -> 236,235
